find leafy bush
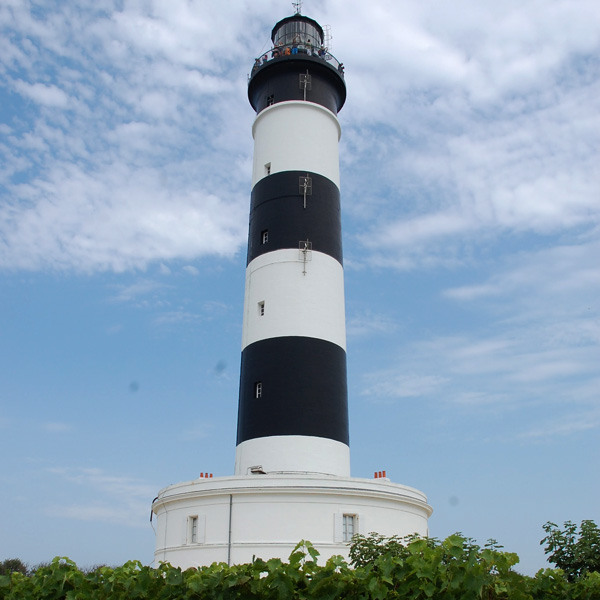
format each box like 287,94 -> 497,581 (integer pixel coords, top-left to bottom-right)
0,561 -> 28,578
541,520 -> 600,582
349,532 -> 529,599
2,534 -> 600,599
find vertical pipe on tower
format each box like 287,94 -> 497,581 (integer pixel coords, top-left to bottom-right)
235,15 -> 349,477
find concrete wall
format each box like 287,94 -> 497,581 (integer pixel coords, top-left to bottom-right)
251,101 -> 341,189
153,474 -> 432,568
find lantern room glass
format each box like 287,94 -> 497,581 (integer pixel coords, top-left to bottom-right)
272,21 -> 323,49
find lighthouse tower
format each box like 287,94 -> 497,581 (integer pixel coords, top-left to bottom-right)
152,12 -> 432,569
236,14 -> 349,479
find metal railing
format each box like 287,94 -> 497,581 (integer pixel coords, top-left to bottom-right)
250,44 -> 345,80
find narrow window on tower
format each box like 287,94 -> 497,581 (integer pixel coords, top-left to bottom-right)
267,94 -> 274,106
265,162 -> 271,176
342,514 -> 356,542
187,514 -> 205,544
258,301 -> 265,316
189,516 -> 198,544
261,229 -> 269,244
255,381 -> 263,399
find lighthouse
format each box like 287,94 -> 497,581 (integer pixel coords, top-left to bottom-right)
152,12 -> 432,568
236,13 -> 349,479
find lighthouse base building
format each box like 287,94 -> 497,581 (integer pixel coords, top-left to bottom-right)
152,13 -> 432,568
153,475 -> 431,568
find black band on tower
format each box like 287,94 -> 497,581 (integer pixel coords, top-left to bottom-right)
247,171 -> 343,265
237,336 -> 349,446
249,56 -> 346,114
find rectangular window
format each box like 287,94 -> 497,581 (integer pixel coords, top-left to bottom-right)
267,95 -> 274,106
258,301 -> 265,316
265,162 -> 271,176
342,514 -> 355,542
187,514 -> 205,544
255,381 -> 262,398
261,229 -> 269,244
189,516 -> 198,543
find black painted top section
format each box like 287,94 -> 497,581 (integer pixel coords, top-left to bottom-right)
247,171 -> 343,266
249,55 -> 346,114
237,336 -> 349,446
271,15 -> 324,45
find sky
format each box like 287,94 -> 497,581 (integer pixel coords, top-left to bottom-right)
1,0 -> 599,576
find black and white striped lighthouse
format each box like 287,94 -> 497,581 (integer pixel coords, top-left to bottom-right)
152,13 -> 432,567
235,14 -> 350,477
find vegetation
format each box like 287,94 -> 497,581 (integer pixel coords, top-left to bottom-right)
541,520 -> 600,582
1,529 -> 599,599
0,561 -> 28,578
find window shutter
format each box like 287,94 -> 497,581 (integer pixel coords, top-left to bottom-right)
333,512 -> 343,543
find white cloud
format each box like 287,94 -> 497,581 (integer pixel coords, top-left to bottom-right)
443,240 -> 600,313
181,422 -> 213,442
1,1 -> 255,273
12,80 -> 70,108
520,406 -> 600,440
362,372 -> 448,400
182,265 -> 199,276
42,422 -> 73,433
46,467 -> 156,527
346,310 -> 398,337
0,162 -> 248,271
359,315 -> 599,432
202,300 -> 229,316
1,1 -> 598,274
153,310 -> 200,325
334,2 -> 600,270
357,232 -> 599,437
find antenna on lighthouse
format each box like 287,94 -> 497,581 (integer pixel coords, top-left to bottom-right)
292,0 -> 302,15
323,24 -> 332,51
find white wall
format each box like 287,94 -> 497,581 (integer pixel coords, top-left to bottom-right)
252,101 -> 341,189
235,435 -> 350,476
153,474 -> 432,569
242,249 -> 346,351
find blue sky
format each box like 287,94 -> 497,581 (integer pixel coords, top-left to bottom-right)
1,0 -> 599,575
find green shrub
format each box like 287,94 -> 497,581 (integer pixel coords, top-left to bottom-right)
1,534 -> 598,599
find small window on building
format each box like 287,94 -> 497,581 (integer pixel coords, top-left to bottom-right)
190,516 -> 198,543
267,95 -> 274,106
258,301 -> 265,316
261,229 -> 269,244
255,381 -> 263,398
265,162 -> 271,176
187,514 -> 205,544
342,514 -> 356,542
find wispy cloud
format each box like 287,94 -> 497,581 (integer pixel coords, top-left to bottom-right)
46,467 -> 156,527
181,422 -> 213,442
1,2 -> 252,273
153,310 -> 201,325
362,372 -> 448,401
339,2 -> 600,270
110,279 -> 165,303
182,265 -> 199,276
1,2 -> 598,274
443,241 -> 600,307
346,311 -> 399,338
42,421 -> 73,433
12,80 -> 70,108
520,406 -> 600,440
